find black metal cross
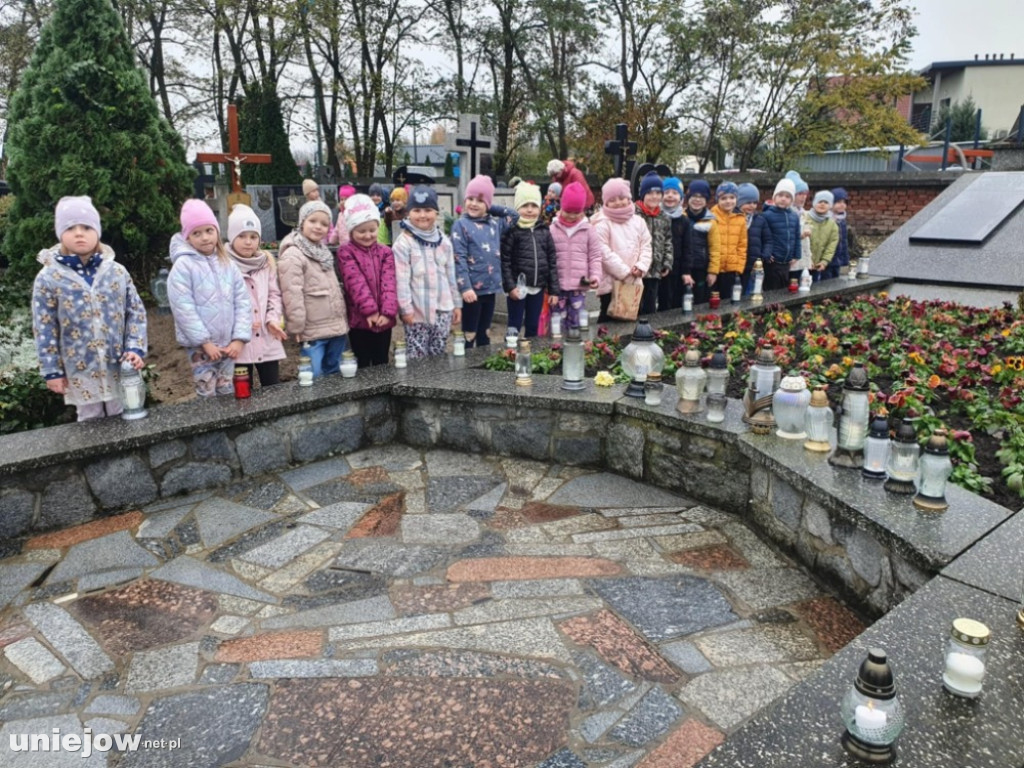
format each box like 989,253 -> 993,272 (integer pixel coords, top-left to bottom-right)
456,120 -> 492,179
192,159 -> 216,199
604,123 -> 637,179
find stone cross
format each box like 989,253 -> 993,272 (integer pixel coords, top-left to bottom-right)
604,123 -> 637,179
196,104 -> 272,198
445,115 -> 494,198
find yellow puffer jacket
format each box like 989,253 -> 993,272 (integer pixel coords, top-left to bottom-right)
709,205 -> 748,275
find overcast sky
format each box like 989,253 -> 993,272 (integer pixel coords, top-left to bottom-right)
908,0 -> 1024,68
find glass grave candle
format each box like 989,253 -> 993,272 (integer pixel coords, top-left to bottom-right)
515,339 -> 533,386
773,373 -> 811,439
550,311 -> 562,339
620,319 -> 664,398
453,331 -> 466,357
394,341 -> 407,369
587,311 -> 599,340
914,429 -> 953,511
858,255 -> 871,278
706,393 -> 727,423
505,327 -> 519,350
297,356 -> 314,387
942,618 -> 989,698
884,419 -> 919,494
829,362 -> 870,468
709,291 -> 721,309
751,259 -> 764,303
748,347 -> 782,403
233,366 -> 251,399
340,350 -> 358,378
561,326 -> 586,391
675,349 -> 706,414
803,386 -> 834,452
118,360 -> 148,420
150,268 -> 170,315
644,373 -> 664,407
705,346 -> 729,397
840,648 -> 905,764
862,415 -> 891,479
731,281 -> 742,303
682,285 -> 693,314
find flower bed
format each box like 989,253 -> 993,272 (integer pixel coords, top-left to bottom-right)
483,293 -> 1024,509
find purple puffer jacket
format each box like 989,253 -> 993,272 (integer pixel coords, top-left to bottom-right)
337,241 -> 398,332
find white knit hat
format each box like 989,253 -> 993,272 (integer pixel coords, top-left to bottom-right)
227,204 -> 261,242
773,179 -> 797,198
344,194 -> 381,231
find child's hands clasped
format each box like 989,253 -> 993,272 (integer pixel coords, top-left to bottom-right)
122,351 -> 145,370
267,323 -> 288,341
202,342 -> 222,361
224,340 -> 245,359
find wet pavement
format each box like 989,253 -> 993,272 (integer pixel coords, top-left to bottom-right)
0,447 -> 866,767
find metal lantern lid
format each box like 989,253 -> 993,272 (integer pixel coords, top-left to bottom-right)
753,259 -> 764,270
844,362 -> 869,391
951,618 -> 990,646
854,648 -> 897,700
632,318 -> 655,343
519,340 -> 532,353
809,387 -> 829,408
779,373 -> 807,392
869,415 -> 890,439
893,419 -> 916,443
566,326 -> 581,341
924,429 -> 950,455
684,349 -> 701,367
755,347 -> 776,367
710,346 -> 728,370
647,372 -> 662,383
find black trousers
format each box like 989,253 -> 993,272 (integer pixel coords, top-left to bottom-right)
242,360 -> 280,388
762,260 -> 791,292
349,327 -> 393,367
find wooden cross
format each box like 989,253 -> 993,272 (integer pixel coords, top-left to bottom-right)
196,104 -> 271,195
455,118 -> 492,180
604,123 -> 637,179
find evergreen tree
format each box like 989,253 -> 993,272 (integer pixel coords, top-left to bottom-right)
930,97 -> 988,143
1,0 -> 193,293
238,79 -> 302,186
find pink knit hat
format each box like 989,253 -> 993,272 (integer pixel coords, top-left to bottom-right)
560,182 -> 587,214
180,199 -> 219,238
464,175 -> 494,207
338,185 -> 357,200
601,178 -> 631,204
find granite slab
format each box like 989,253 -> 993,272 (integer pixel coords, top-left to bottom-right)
941,508 -> 1024,602
23,602 -> 114,679
47,531 -> 159,585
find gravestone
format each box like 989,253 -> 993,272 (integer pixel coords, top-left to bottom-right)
445,115 -> 494,200
245,185 -> 277,243
870,172 -> 1024,295
274,187 -> 305,241
605,123 -> 637,179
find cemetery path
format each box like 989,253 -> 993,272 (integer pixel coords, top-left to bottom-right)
0,448 -> 865,767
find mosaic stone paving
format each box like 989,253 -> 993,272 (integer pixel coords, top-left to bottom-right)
0,448 -> 866,767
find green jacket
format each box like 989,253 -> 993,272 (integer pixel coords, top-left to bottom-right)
808,216 -> 839,268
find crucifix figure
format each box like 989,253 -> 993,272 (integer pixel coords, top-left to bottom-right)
604,123 -> 637,179
196,104 -> 272,207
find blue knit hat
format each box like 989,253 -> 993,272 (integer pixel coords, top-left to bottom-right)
638,172 -> 663,200
368,183 -> 385,198
736,183 -> 759,207
663,177 -> 683,196
785,170 -> 808,194
831,187 -> 849,203
408,185 -> 439,211
687,179 -> 711,199
716,182 -> 739,199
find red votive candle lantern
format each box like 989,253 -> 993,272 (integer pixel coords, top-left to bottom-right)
709,291 -> 721,309
234,366 -> 251,399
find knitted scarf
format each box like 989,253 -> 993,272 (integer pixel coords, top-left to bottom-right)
661,203 -> 684,219
636,201 -> 661,218
808,209 -> 830,223
292,232 -> 334,271
227,246 -> 268,274
602,203 -> 634,224
400,218 -> 442,246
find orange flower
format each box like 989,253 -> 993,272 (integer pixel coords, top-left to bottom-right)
927,374 -> 941,389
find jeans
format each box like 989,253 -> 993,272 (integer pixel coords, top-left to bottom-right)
461,293 -> 496,348
506,291 -> 546,338
303,335 -> 347,378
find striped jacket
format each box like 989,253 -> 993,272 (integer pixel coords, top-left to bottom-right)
393,223 -> 463,325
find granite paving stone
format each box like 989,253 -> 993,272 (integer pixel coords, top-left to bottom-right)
447,555 -> 622,582
192,499 -> 277,548
793,596 -> 867,653
0,564 -> 48,610
69,580 -> 218,655
559,611 -> 680,684
119,684 -> 268,768
588,575 -> 738,641
539,514 -> 616,538
658,640 -> 713,675
549,474 -> 690,508
247,659 -> 378,678
491,578 -> 585,598
78,567 -> 147,592
596,506 -> 690,518
634,718 -> 725,768
617,513 -> 690,528
302,475 -> 401,507
143,490 -> 210,513
23,602 -> 114,679
465,482 -> 508,511
427,475 -> 505,513
47,530 -> 158,586
84,693 -> 141,716
298,501 -> 369,530
694,625 -> 820,666
344,492 -> 405,537
714,567 -> 822,611
676,665 -> 795,730
137,507 -> 191,540
125,641 -> 199,692
3,637 -> 66,683
278,457 -> 351,491
424,448 -> 497,476
327,613 -> 452,641
0,691 -> 75,721
572,523 -> 703,543
26,511 -> 144,551
149,557 -> 277,604
0,715 -> 105,767
378,648 -> 568,679
209,615 -> 250,635
345,444 -> 422,470
389,582 -> 490,615
82,716 -> 129,734
198,663 -> 238,684
401,512 -> 480,544
574,649 -> 639,709
669,544 -> 749,570
607,686 -> 685,747
238,525 -> 331,568
0,623 -> 31,648
260,594 -> 395,630
453,596 -> 603,626
331,539 -> 450,578
654,530 -> 729,552
538,748 -> 589,767
720,522 -> 786,568
240,481 -> 287,510
215,630 -> 322,662
258,542 -> 343,593
581,710 -> 625,743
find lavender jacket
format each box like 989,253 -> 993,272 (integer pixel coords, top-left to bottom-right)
167,234 -> 251,348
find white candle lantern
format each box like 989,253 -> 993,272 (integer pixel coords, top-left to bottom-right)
675,349 -> 707,414
862,415 -> 891,479
803,386 -> 833,452
340,350 -> 358,378
829,362 -> 870,468
840,648 -> 905,764
515,339 -> 532,386
914,429 -> 953,512
620,319 -> 665,399
453,331 -> 466,357
751,259 -> 764,303
561,326 -> 586,391
394,341 -> 407,369
942,618 -> 989,698
705,346 -> 729,397
118,360 -> 148,420
773,373 -> 811,439
884,419 -> 920,495
297,356 -> 314,387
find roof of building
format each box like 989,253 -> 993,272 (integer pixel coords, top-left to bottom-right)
920,56 -> 1023,75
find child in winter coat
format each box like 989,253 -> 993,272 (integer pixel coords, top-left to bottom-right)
278,200 -> 349,378
380,187 -> 408,246
32,196 -> 147,420
681,180 -> 719,305
634,171 -> 673,315
807,190 -> 840,281
337,194 -> 398,367
593,177 -> 652,322
657,177 -> 691,310
168,200 -> 251,397
550,182 -> 603,329
393,186 -> 462,360
828,188 -> 862,279
708,182 -> 748,301
761,178 -> 803,291
543,182 -> 562,225
785,170 -> 812,283
736,183 -> 772,294
450,174 -> 518,348
226,204 -> 287,388
501,182 -> 559,338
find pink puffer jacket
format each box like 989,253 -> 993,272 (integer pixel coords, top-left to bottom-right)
592,214 -> 652,296
550,217 -> 604,290
337,241 -> 398,332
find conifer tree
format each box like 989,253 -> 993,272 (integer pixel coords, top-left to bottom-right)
1,0 -> 193,292
239,79 -> 302,186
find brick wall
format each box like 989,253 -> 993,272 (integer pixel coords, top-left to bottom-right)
689,172 -> 959,237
